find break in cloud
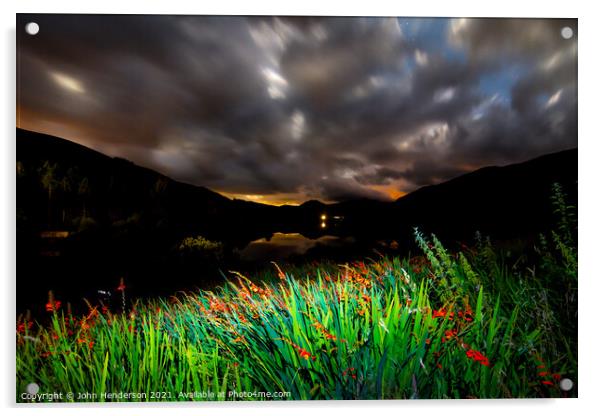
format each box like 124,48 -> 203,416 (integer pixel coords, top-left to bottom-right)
16,15 -> 577,205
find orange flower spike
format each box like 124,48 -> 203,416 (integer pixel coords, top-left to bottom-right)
86,307 -> 99,321
80,319 -> 90,330
271,262 -> 287,281
116,277 -> 126,291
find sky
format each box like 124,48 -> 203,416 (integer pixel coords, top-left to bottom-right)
17,15 -> 577,205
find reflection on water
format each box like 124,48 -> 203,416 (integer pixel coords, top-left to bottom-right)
239,232 -> 349,262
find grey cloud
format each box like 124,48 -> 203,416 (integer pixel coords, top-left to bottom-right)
449,18 -> 577,64
17,15 -> 577,202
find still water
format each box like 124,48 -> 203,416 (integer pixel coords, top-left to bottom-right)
239,232 -> 353,262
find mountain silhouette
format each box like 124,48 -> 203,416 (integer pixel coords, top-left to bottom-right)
16,127 -> 576,313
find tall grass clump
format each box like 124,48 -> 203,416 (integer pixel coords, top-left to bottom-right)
16,186 -> 576,401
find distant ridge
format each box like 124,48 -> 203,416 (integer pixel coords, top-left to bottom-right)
17,127 -> 577,241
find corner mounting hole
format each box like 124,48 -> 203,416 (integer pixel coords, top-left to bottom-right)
25,22 -> 39,36
561,26 -> 573,40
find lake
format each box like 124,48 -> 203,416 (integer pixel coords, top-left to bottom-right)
239,232 -> 354,262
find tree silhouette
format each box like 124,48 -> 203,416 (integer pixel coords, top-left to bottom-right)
38,161 -> 58,227
60,169 -> 74,224
78,177 -> 90,219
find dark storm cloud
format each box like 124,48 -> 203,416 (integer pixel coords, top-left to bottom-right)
17,15 -> 577,203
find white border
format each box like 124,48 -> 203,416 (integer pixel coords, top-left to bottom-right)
3,1 -> 601,416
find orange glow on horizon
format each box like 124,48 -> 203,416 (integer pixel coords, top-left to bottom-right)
219,186 -> 408,206
368,185 -> 407,200
218,192 -> 305,206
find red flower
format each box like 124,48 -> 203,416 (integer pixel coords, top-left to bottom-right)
552,373 -> 561,381
443,329 -> 458,341
460,310 -> 474,322
116,278 -> 126,291
542,380 -> 554,386
432,308 -> 455,319
298,348 -> 313,360
432,308 -> 447,318
466,349 -> 490,367
343,367 -> 357,379
45,300 -> 61,312
16,322 -> 32,334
